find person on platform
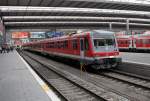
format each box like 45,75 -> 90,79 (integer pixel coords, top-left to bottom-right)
1,45 -> 5,53
0,46 -> 2,53
6,45 -> 9,53
10,46 -> 14,52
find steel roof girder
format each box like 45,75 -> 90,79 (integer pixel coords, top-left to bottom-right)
1,6 -> 150,17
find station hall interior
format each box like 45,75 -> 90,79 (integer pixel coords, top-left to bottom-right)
0,0 -> 150,101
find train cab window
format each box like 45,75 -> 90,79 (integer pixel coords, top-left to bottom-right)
94,39 -> 105,47
106,39 -> 115,45
72,39 -> 78,50
84,38 -> 89,50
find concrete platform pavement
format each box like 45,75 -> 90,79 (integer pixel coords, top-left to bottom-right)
121,52 -> 150,65
0,51 -> 53,101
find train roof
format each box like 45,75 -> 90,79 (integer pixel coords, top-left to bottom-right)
79,30 -> 114,35
23,30 -> 115,45
92,30 -> 114,35
116,34 -> 132,38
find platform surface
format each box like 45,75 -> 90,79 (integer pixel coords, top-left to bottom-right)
0,51 -> 51,101
121,52 -> 150,65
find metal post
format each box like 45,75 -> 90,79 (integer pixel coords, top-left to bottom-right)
109,22 -> 112,31
126,19 -> 129,35
0,17 -> 6,44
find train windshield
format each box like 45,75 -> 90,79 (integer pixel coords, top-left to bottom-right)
94,38 -> 115,47
93,38 -> 117,52
90,30 -> 118,52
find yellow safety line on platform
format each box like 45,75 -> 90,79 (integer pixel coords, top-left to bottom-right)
16,51 -> 60,101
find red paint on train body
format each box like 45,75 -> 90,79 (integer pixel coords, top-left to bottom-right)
117,31 -> 150,51
22,30 -> 122,69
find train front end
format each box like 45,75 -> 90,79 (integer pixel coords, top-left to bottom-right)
90,30 -> 122,69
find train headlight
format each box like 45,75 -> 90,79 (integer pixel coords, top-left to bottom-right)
109,56 -> 114,58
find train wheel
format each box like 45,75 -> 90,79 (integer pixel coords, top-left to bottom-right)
100,64 -> 111,69
91,65 -> 101,70
111,62 -> 119,68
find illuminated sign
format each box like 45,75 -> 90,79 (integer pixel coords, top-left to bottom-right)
30,32 -> 45,38
45,32 -> 64,38
12,32 -> 29,39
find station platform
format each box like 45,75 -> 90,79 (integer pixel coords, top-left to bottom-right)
0,51 -> 52,101
121,52 -> 150,65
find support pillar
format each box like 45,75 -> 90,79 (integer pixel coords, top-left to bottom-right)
0,17 -> 6,44
109,22 -> 112,31
126,19 -> 129,34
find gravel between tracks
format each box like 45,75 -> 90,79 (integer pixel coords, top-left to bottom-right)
21,51 -> 150,101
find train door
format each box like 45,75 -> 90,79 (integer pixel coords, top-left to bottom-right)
80,38 -> 85,60
133,38 -> 136,49
129,38 -> 132,49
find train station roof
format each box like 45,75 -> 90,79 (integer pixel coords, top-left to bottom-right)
1,0 -> 150,11
1,0 -> 150,29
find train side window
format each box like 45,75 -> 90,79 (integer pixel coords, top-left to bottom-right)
72,39 -> 78,50
46,43 -> 48,48
62,41 -> 64,48
51,42 -> 54,48
146,39 -> 149,44
140,40 -> 142,44
62,41 -> 65,48
60,41 -> 63,48
55,42 -> 57,48
140,39 -> 143,44
137,40 -> 140,44
64,40 -> 68,48
48,42 -> 52,48
127,40 -> 129,44
121,41 -> 123,44
57,42 -> 60,48
49,42 -> 51,48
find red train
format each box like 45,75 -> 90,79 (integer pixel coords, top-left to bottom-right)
22,30 -> 122,69
116,31 -> 150,51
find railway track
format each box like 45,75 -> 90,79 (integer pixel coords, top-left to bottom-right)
85,72 -> 150,101
20,51 -> 150,101
20,51 -> 130,101
116,62 -> 150,78
99,70 -> 150,91
20,52 -> 105,101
